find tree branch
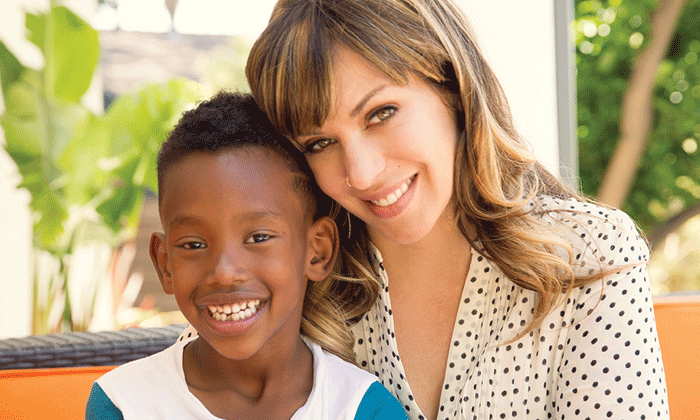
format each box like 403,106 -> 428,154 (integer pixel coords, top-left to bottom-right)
647,202 -> 700,250
597,0 -> 689,208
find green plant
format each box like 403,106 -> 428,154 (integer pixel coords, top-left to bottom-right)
576,0 -> 700,234
0,6 -> 203,333
575,0 -> 700,294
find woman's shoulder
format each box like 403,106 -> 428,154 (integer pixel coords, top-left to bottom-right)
532,195 -> 649,270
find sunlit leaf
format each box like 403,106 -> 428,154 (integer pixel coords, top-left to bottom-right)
51,7 -> 99,102
0,41 -> 25,93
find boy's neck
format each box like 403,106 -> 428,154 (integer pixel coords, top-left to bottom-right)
182,335 -> 314,419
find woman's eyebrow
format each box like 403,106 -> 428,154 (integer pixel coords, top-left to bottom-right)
299,84 -> 391,138
350,84 -> 389,117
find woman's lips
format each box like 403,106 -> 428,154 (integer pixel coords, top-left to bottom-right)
363,174 -> 417,218
367,175 -> 416,206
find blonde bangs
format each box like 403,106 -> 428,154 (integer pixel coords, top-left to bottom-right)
247,2 -> 335,141
248,0 -> 457,142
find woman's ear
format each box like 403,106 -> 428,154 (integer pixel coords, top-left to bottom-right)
149,232 -> 174,294
306,216 -> 339,282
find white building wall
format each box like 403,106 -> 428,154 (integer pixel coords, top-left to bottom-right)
458,1 -> 560,175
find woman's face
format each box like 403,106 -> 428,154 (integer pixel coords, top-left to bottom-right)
296,47 -> 460,245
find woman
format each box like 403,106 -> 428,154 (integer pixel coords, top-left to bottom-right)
186,0 -> 669,419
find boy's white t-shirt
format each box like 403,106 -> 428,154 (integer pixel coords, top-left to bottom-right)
89,336 -> 398,420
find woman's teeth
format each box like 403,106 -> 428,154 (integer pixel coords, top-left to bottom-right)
207,300 -> 261,322
370,175 -> 415,207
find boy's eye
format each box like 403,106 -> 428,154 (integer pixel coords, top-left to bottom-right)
181,241 -> 206,250
305,138 -> 336,154
245,233 -> 272,244
368,106 -> 396,125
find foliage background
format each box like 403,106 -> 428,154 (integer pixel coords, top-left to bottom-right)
575,0 -> 700,293
0,6 -> 203,332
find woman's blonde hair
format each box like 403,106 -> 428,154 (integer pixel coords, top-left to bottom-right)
247,0 -> 604,345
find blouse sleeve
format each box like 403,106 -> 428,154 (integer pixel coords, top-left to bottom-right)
555,209 -> 669,419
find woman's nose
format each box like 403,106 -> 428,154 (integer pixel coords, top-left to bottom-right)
343,137 -> 386,191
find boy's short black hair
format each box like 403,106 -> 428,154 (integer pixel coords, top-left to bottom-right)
157,91 -> 325,218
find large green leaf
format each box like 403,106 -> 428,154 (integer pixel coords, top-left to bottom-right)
1,37 -> 90,250
101,79 -> 204,193
0,41 -> 25,94
3,71 -> 89,178
51,7 -> 99,102
33,187 -> 69,251
96,155 -> 143,233
25,7 -> 99,102
57,113 -> 110,205
1,71 -> 45,156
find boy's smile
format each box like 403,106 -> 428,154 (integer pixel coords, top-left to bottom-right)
151,147 -> 325,363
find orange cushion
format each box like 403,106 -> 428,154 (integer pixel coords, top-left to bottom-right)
0,366 -> 115,420
653,295 -> 700,420
0,298 -> 698,419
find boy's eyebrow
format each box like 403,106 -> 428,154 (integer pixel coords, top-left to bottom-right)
169,215 -> 205,230
168,212 -> 285,229
243,211 -> 285,221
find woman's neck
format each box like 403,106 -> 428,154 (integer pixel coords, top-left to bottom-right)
369,205 -> 473,287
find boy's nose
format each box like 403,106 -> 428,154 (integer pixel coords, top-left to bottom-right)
210,248 -> 249,284
343,137 -> 386,191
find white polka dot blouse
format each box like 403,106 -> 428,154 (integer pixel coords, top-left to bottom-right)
352,196 -> 669,420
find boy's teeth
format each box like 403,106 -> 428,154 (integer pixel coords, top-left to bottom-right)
207,299 -> 262,322
370,176 -> 414,207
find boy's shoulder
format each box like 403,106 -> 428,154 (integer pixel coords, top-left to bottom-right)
97,337 -> 184,388
307,338 -> 377,390
91,337 -> 194,418
302,339 -> 407,419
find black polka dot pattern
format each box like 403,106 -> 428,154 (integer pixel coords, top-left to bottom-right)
351,196 -> 669,420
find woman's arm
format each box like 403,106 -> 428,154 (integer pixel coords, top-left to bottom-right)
555,211 -> 669,419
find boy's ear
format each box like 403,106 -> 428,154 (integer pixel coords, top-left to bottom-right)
149,232 -> 174,295
306,216 -> 339,282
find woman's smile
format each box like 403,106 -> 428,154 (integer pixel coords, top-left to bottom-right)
361,174 -> 418,218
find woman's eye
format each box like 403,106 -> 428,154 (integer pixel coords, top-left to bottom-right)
246,233 -> 272,244
181,241 -> 206,250
368,106 -> 396,125
305,138 -> 336,153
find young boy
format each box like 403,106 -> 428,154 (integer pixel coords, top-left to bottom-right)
85,92 -> 406,419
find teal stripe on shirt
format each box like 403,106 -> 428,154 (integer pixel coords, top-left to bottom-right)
86,379 -> 405,419
354,381 -> 408,420
85,382 -> 124,420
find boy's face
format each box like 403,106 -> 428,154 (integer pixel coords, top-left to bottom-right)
150,148 -> 337,361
